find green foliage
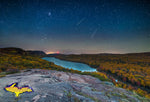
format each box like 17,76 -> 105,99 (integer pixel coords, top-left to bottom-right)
0,53 -> 63,73
81,72 -> 109,81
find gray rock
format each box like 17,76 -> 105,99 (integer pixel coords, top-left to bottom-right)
0,69 -> 149,102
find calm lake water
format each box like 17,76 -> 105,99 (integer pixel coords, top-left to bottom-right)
42,57 -> 97,72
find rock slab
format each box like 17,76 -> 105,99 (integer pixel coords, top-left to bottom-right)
0,69 -> 148,102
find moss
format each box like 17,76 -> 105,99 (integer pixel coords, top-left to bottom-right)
120,99 -> 130,102
0,74 -> 6,78
76,91 -> 99,102
73,97 -> 81,102
105,92 -> 111,98
67,91 -> 72,98
91,88 -> 97,92
0,71 -> 20,78
130,91 -> 150,102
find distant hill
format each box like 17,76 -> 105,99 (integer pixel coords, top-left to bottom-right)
0,47 -> 26,55
125,52 -> 150,56
26,50 -> 46,56
1,47 -> 149,56
81,52 -> 150,56
0,47 -> 46,56
47,52 -> 150,58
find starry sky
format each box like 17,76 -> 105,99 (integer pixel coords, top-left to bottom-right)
0,0 -> 150,54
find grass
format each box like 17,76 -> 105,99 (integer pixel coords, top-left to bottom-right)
0,71 -> 20,78
76,91 -> 99,102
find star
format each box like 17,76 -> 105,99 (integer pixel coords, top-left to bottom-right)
48,12 -> 51,16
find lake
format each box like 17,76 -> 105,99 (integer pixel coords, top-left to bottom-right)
42,57 -> 97,72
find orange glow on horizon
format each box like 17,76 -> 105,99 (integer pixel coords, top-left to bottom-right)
56,51 -> 60,54
46,51 -> 60,54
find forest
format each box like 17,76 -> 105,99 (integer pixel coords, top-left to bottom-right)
0,48 -> 108,83
49,53 -> 150,98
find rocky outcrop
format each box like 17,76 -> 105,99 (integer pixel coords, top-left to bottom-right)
0,69 -> 149,102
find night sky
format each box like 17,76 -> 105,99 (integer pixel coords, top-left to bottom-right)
0,0 -> 150,54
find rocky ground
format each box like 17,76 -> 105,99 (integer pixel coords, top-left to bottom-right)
0,69 -> 149,102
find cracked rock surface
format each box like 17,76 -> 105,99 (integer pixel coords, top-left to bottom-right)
0,69 -> 148,102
